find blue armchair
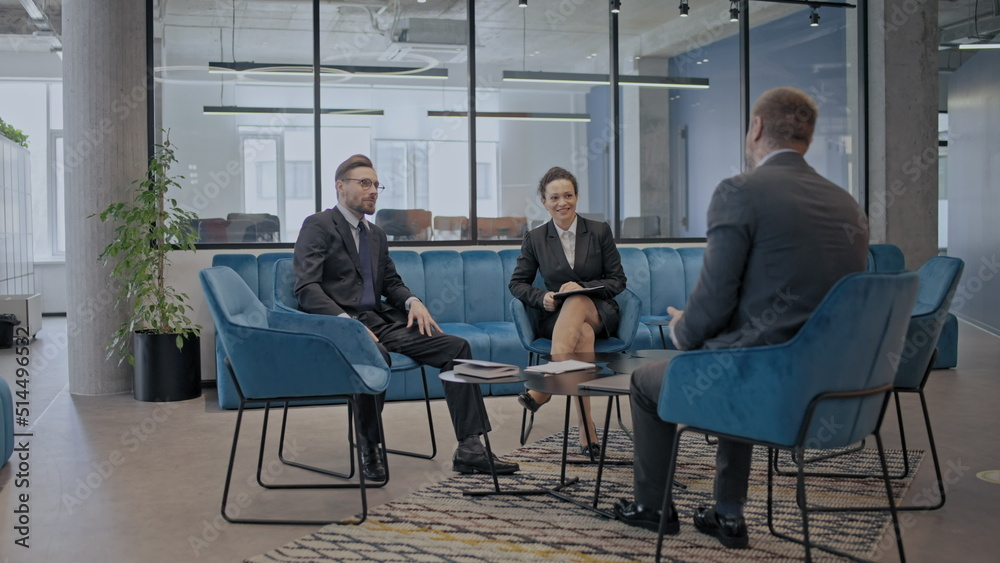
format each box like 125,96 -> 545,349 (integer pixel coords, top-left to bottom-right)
1,377 -> 13,468
200,266 -> 391,525
511,288 -> 642,445
510,288 -> 642,361
777,256 -> 965,512
870,256 -> 965,512
272,258 -> 437,459
652,271 -> 919,562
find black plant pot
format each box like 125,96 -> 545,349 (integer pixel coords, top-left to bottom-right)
133,331 -> 202,402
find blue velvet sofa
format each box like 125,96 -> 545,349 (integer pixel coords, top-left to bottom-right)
208,243 -> 956,409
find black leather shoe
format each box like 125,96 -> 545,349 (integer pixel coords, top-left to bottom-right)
693,506 -> 748,549
613,498 -> 679,534
580,442 -> 602,459
452,449 -> 520,475
517,391 -> 549,413
360,447 -> 386,482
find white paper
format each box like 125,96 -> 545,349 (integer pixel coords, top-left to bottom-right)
524,360 -> 597,374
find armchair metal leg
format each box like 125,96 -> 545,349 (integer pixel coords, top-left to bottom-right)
256,402 -> 388,490
385,367 -> 438,459
654,426 -> 686,563
221,396 -> 385,526
273,401 -> 356,479
765,434 -> 907,562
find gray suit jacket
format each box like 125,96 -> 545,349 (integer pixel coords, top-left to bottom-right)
675,151 -> 869,350
293,207 -> 415,320
509,216 -> 627,336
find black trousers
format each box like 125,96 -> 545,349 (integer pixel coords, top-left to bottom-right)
353,310 -> 488,448
630,359 -> 753,509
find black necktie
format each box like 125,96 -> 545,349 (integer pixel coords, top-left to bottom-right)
357,222 -> 376,311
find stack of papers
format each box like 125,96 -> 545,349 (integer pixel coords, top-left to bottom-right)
524,360 -> 597,374
453,359 -> 520,379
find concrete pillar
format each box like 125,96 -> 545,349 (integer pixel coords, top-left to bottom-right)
867,0 -> 940,269
63,1 -> 147,394
637,57 -> 672,236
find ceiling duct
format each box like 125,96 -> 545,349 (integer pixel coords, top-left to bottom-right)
394,18 -> 466,45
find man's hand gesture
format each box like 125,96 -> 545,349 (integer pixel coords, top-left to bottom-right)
407,300 -> 443,337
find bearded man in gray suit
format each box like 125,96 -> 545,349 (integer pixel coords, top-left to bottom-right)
613,87 -> 869,549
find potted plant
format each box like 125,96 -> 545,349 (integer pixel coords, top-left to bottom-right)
94,132 -> 202,402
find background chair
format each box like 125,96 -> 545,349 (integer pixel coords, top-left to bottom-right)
227,212 -> 281,242
196,218 -> 229,242
433,215 -> 469,240
477,216 -> 527,239
200,266 -> 391,525
375,208 -> 432,240
273,258 -> 437,459
510,288 -> 642,445
622,216 -> 661,238
775,255 -> 965,512
651,271 -> 919,562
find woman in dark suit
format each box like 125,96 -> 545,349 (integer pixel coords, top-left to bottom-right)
509,167 -> 627,455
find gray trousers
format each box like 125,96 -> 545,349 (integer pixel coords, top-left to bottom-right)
354,310 -> 487,448
630,359 -> 753,509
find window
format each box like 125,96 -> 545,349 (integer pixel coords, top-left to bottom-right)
153,0 -> 866,245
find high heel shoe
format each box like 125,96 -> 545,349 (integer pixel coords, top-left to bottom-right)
517,391 -> 549,413
579,442 -> 602,458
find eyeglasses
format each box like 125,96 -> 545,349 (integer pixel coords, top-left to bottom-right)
342,177 -> 386,193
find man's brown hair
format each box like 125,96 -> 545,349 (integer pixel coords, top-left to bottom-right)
335,154 -> 374,181
753,87 -> 818,147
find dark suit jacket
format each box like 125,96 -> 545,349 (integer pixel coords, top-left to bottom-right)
509,216 -> 627,337
293,206 -> 415,321
675,151 -> 869,350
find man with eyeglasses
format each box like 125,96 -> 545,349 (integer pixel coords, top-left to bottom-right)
293,154 -> 520,482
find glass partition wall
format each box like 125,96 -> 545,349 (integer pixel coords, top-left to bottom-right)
153,0 -> 865,246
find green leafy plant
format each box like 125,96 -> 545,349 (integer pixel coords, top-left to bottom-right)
93,133 -> 201,364
0,117 -> 29,148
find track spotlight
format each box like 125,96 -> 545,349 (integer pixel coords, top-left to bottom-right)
729,1 -> 739,22
519,0 -> 527,7
679,0 -> 689,17
809,7 -> 820,26
611,0 -> 621,14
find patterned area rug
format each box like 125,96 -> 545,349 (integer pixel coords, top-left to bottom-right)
247,430 -> 920,562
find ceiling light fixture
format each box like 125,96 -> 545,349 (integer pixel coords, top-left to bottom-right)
679,0 -> 690,17
208,62 -> 448,80
428,111 -> 591,123
203,106 -> 384,116
611,0 -> 622,14
958,42 -> 1000,49
809,7 -> 820,26
729,1 -> 739,22
503,70 -> 709,89
18,0 -> 45,21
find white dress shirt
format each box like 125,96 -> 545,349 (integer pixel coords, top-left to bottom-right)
553,216 -> 578,270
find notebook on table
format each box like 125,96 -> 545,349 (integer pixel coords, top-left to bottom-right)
452,359 -> 520,379
577,373 -> 632,393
